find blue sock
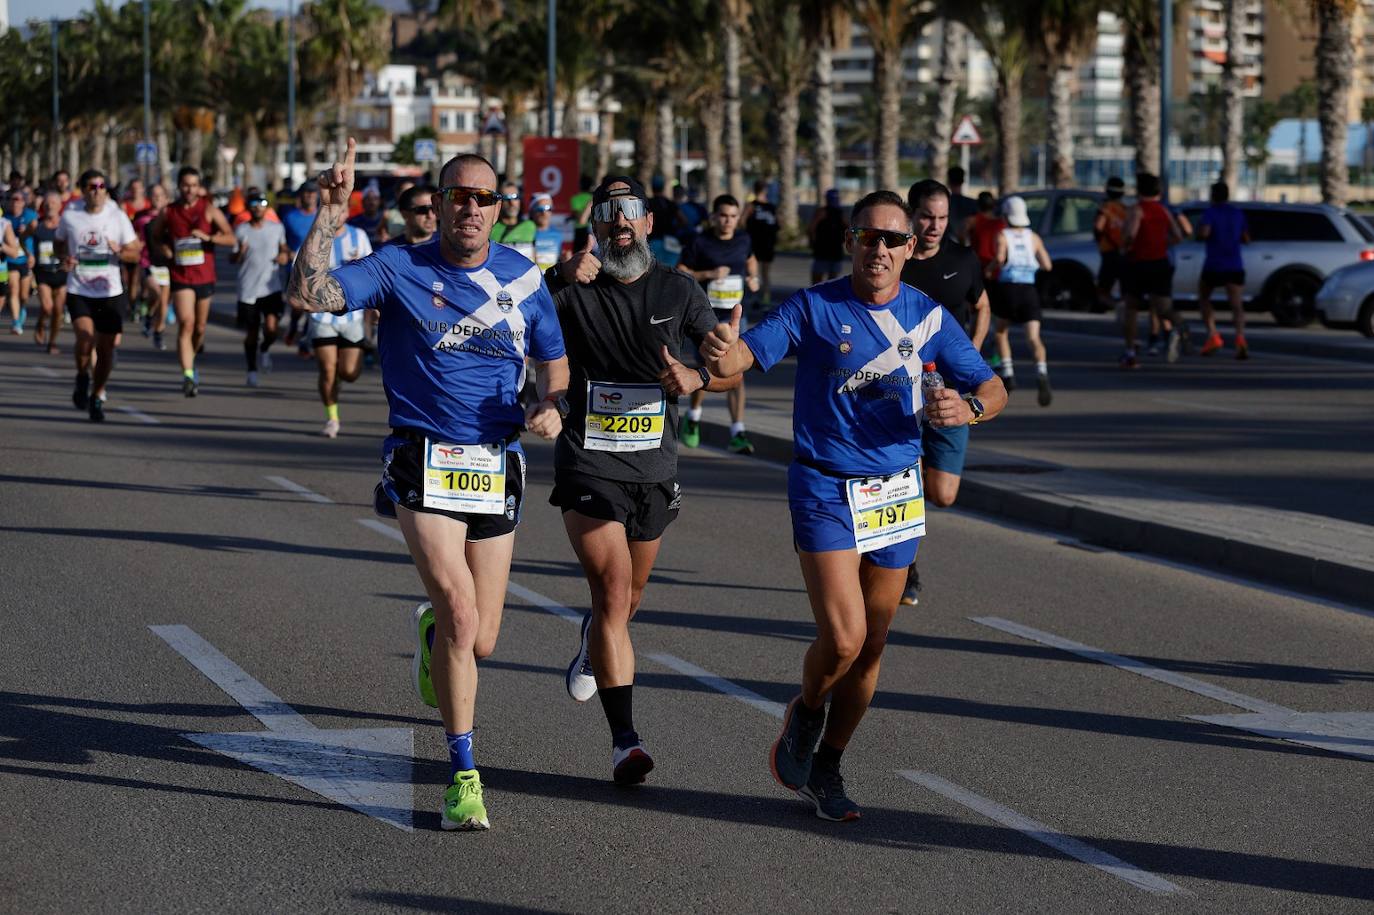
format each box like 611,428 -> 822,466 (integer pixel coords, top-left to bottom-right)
446,730 -> 475,779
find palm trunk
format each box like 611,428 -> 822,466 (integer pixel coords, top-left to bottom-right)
1047,59 -> 1075,187
874,43 -> 902,192
1315,1 -> 1353,206
995,70 -> 1022,194
215,112 -> 232,188
657,95 -> 676,188
1220,0 -> 1245,188
505,96 -> 526,183
301,124 -> 320,180
777,88 -> 801,238
187,129 -> 206,174
241,121 -> 261,189
1125,40 -> 1160,175
724,20 -> 744,200
635,102 -> 657,187
66,132 -> 80,178
932,19 -> 960,181
334,83 -> 349,158
702,95 -> 725,202
156,114 -> 171,187
814,34 -> 836,202
89,128 -> 105,175
106,120 -> 120,179
562,83 -> 581,139
596,65 -> 616,180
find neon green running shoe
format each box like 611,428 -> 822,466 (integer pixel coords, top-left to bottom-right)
679,415 -> 701,448
442,769 -> 490,830
413,602 -> 438,708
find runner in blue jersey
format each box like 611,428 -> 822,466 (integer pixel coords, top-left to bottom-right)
703,190 -> 1007,821
288,139 -> 570,831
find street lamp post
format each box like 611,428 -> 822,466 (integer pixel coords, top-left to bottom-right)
546,0 -> 556,137
287,0 -> 297,191
142,0 -> 154,184
50,18 -> 60,176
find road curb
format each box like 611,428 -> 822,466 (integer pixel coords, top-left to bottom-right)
1043,312 -> 1374,364
696,416 -> 1373,609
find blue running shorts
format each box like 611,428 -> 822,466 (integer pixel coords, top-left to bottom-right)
786,461 -> 921,569
922,423 -> 969,476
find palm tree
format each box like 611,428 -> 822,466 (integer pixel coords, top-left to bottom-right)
1219,0 -> 1246,188
1032,0 -> 1098,188
803,0 -> 852,202
225,12 -> 289,187
929,10 -> 963,182
721,0 -> 750,201
1244,97 -> 1281,198
1361,96 -> 1374,200
1281,81 -> 1318,191
958,0 -> 1030,194
303,0 -> 388,157
1117,0 -> 1161,176
1311,0 -> 1357,206
852,0 -> 933,192
745,0 -> 813,236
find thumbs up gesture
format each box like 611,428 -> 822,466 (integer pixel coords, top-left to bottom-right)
701,303 -> 741,366
560,232 -> 601,285
657,343 -> 705,397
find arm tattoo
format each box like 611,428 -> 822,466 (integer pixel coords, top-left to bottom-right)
287,207 -> 348,313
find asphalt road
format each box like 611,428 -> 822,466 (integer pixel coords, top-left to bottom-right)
2,317 -> 1372,913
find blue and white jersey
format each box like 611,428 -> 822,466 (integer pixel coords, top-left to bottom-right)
998,228 -> 1038,284
333,239 -> 566,444
742,277 -> 994,478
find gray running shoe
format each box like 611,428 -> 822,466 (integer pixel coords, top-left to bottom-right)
770,696 -> 825,791
799,763 -> 861,822
566,612 -> 597,702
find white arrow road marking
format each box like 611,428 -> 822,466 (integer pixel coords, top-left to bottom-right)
971,616 -> 1374,762
900,772 -> 1188,896
150,624 -> 414,831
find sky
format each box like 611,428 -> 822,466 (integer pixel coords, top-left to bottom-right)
9,0 -> 294,26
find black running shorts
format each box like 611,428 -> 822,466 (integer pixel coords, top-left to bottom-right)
550,470 -> 681,542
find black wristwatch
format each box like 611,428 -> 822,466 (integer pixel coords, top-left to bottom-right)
545,394 -> 571,420
696,366 -> 711,390
963,394 -> 986,425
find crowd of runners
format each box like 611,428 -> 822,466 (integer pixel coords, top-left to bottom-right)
4,137 -> 1257,832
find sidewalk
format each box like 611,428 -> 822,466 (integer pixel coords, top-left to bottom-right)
687,372 -> 1374,610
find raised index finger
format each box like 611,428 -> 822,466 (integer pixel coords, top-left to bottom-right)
343,137 -> 356,170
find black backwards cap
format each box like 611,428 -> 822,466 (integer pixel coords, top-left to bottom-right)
592,175 -> 647,206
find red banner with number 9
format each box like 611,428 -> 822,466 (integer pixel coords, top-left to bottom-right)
522,137 -> 580,214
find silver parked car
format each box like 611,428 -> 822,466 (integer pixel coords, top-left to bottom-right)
1315,261 -> 1374,336
1019,190 -> 1374,326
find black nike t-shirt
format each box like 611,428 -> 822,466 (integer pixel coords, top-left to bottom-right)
899,240 -> 984,331
546,262 -> 716,483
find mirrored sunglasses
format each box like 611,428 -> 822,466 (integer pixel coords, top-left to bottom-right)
439,186 -> 502,207
592,197 -> 646,223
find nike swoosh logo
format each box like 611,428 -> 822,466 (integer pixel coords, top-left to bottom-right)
650,315 -> 673,325
942,272 -> 958,279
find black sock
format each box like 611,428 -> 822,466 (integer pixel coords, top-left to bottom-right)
814,740 -> 844,771
599,685 -> 635,744
796,696 -> 825,723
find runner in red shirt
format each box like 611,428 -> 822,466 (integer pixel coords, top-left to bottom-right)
1119,172 -> 1184,369
152,167 -> 236,396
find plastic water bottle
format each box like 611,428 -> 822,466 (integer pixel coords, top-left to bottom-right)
920,361 -> 944,425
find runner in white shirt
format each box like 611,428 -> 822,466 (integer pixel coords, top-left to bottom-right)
231,190 -> 290,387
309,222 -> 372,437
55,169 -> 141,422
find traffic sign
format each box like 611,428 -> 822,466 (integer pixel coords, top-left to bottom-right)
522,137 -> 580,213
135,142 -> 158,165
951,115 -> 982,146
413,138 -> 437,163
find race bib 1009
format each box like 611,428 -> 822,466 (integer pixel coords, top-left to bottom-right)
421,439 -> 506,514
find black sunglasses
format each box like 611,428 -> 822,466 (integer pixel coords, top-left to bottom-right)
407,205 -> 436,215
849,227 -> 912,249
438,186 -> 501,207
84,181 -> 107,192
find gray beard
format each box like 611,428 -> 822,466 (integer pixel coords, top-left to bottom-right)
600,235 -> 654,281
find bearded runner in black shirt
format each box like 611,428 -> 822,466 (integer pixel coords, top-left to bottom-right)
544,176 -> 742,785
897,179 -> 993,606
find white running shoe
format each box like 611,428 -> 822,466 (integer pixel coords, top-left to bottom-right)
322,418 -> 340,438
259,350 -> 273,372
611,739 -> 654,785
565,612 -> 597,702
246,371 -> 259,388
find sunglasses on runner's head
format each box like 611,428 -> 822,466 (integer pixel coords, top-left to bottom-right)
438,186 -> 502,207
849,227 -> 912,249
407,204 -> 435,215
592,197 -> 647,222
